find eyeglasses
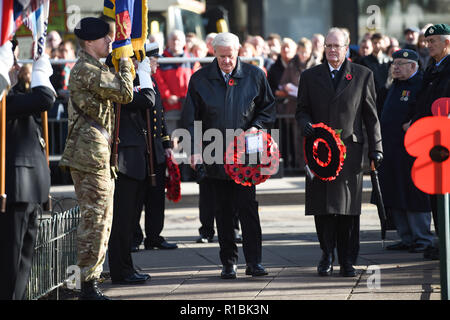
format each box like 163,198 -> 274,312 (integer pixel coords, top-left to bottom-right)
324,44 -> 346,50
392,61 -> 412,67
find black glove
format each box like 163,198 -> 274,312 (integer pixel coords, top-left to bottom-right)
369,151 -> 383,168
303,122 -> 315,138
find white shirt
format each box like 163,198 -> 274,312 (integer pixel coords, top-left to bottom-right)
328,63 -> 342,78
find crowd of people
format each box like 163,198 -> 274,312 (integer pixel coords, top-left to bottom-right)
0,16 -> 448,300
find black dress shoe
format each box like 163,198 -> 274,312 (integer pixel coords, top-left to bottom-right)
409,244 -> 428,253
386,242 -> 410,251
135,272 -> 151,281
339,264 -> 357,277
317,253 -> 333,276
245,263 -> 268,276
111,273 -> 148,285
145,240 -> 178,250
80,280 -> 111,300
221,264 -> 237,279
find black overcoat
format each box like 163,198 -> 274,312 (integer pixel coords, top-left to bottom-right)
182,58 -> 276,180
6,86 -> 55,204
376,71 -> 431,212
296,59 -> 382,216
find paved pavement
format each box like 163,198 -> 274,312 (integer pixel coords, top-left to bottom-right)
50,176 -> 442,303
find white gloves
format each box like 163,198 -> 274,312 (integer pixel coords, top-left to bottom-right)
137,57 -> 154,90
0,42 -> 14,93
285,83 -> 298,97
31,54 -> 56,96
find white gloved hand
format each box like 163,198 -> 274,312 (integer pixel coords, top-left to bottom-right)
0,42 -> 14,91
31,54 -> 57,96
137,57 -> 153,90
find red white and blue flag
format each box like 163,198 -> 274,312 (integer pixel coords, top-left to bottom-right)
0,0 -> 49,46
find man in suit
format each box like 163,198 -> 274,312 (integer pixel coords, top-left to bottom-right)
182,32 -> 275,279
296,28 -> 383,277
0,52 -> 56,300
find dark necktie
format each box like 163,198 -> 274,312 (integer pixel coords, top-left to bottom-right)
224,73 -> 230,84
331,69 -> 339,89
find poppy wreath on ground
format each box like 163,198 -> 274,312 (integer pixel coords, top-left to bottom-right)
224,130 -> 280,186
165,155 -> 181,202
303,123 -> 346,181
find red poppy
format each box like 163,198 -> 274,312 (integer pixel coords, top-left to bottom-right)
345,73 -> 352,81
228,78 -> 235,86
404,116 -> 450,194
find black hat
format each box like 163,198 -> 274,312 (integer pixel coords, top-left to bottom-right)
74,17 -> 110,40
392,49 -> 419,61
425,24 -> 450,37
303,124 -> 346,181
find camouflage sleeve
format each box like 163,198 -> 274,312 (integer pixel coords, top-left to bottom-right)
81,59 -> 134,105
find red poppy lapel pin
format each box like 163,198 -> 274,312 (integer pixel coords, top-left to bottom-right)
228,78 -> 236,86
345,72 -> 352,81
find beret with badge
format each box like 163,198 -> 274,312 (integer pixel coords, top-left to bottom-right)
425,23 -> 450,37
74,17 -> 110,41
392,49 -> 419,61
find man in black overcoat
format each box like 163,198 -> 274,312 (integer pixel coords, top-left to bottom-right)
296,28 -> 383,277
0,53 -> 56,299
182,32 -> 275,279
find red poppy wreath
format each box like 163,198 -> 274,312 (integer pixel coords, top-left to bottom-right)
165,155 -> 181,202
224,130 -> 280,186
303,123 -> 346,181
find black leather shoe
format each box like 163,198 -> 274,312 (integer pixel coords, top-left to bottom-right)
245,263 -> 268,276
111,273 -> 148,285
339,264 -> 357,277
145,240 -> 178,250
386,242 -> 410,251
409,244 -> 428,253
221,264 -> 237,279
317,253 -> 333,276
80,280 -> 111,300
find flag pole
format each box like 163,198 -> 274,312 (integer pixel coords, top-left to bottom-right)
0,93 -> 7,213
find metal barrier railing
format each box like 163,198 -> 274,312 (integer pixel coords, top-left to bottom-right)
26,203 -> 80,300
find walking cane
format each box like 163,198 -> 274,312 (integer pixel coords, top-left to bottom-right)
0,94 -> 6,213
145,109 -> 156,186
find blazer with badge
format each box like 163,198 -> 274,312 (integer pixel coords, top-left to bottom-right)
6,85 -> 55,204
117,76 -> 171,181
296,59 -> 382,216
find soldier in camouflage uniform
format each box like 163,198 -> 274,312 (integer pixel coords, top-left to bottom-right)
59,17 -> 133,300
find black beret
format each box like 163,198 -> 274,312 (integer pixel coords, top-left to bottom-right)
74,17 -> 110,40
425,24 -> 450,37
392,49 -> 419,61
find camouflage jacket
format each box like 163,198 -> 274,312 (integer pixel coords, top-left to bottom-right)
59,50 -> 133,175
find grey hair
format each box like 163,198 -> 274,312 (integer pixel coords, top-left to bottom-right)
327,27 -> 350,46
441,35 -> 450,42
168,30 -> 186,43
212,32 -> 240,50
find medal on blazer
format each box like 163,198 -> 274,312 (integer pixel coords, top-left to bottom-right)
303,123 -> 346,181
400,90 -> 410,102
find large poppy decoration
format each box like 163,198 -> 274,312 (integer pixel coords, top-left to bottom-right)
224,130 -> 280,186
165,155 -> 181,202
303,123 -> 346,181
404,116 -> 450,195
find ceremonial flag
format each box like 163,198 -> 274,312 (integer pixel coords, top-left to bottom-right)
1,0 -> 49,46
104,0 -> 148,63
23,0 -> 50,59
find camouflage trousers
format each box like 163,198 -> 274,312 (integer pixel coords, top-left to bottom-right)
70,168 -> 115,282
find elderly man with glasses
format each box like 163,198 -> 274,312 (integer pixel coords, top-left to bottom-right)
377,49 -> 433,254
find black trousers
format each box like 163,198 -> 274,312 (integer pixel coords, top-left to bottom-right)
314,215 -> 360,266
211,179 -> 262,266
0,203 -> 39,300
133,162 -> 166,246
108,173 -> 145,280
198,177 -> 240,239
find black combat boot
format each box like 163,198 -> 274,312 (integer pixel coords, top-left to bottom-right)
80,279 -> 111,300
